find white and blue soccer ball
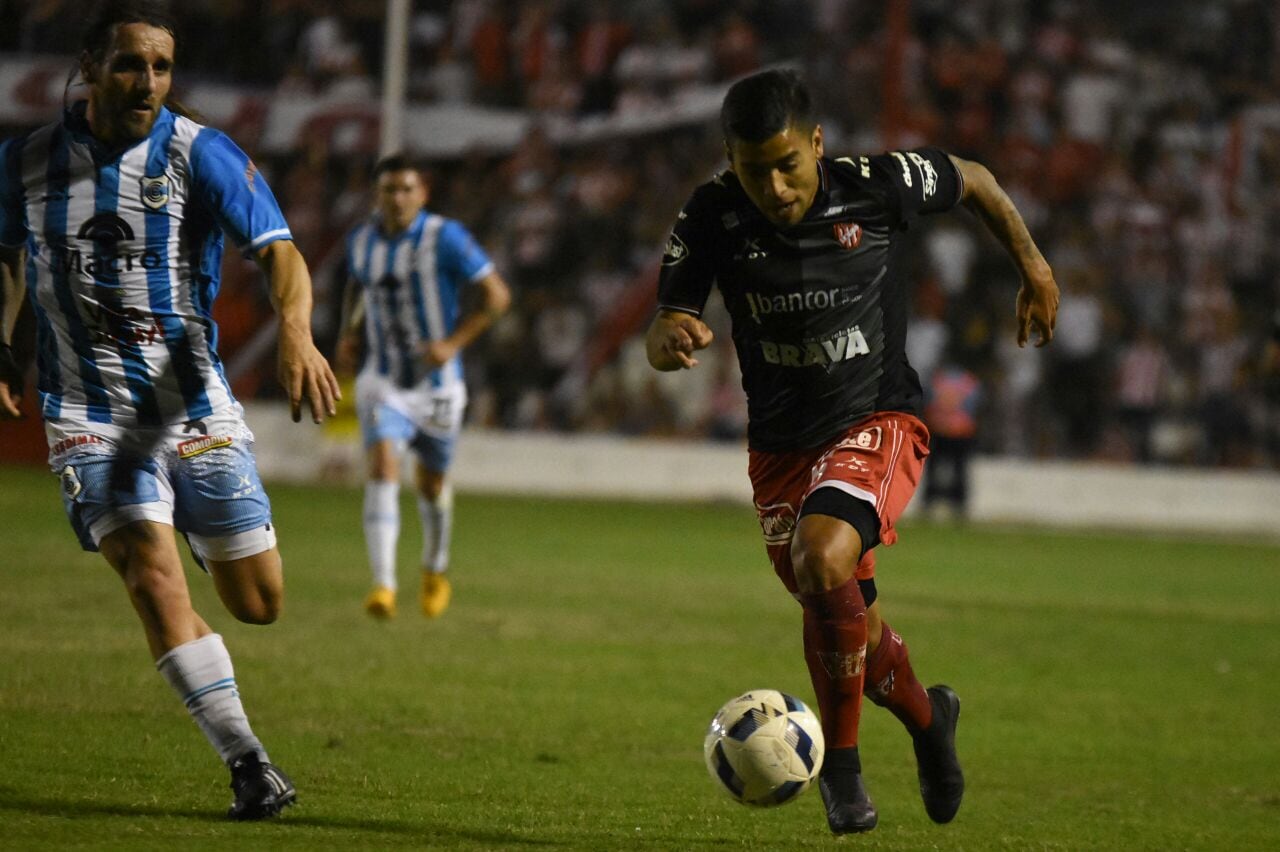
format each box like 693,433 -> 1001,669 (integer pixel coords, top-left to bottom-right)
703,689 -> 825,807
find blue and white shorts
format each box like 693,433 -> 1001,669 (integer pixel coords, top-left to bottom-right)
46,406 -> 276,563
355,374 -> 466,473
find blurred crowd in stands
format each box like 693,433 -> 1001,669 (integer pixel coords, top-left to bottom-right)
3,0 -> 1279,468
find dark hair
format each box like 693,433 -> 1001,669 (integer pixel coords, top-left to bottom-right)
73,1 -> 199,120
720,69 -> 814,144
81,0 -> 178,63
373,153 -> 424,179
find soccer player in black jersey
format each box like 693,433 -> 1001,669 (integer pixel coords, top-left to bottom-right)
647,69 -> 1059,834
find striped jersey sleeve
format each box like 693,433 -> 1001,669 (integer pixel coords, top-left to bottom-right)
437,219 -> 493,282
188,129 -> 291,251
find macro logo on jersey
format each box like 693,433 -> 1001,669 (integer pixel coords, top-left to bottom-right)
49,213 -> 164,281
177,434 -> 233,459
760,326 -> 870,368
140,174 -> 169,210
755,501 -> 797,545
833,222 -> 862,250
79,213 -> 134,246
662,232 -> 689,266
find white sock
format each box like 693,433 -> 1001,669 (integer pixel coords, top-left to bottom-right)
364,480 -> 400,590
418,484 -> 453,573
156,633 -> 265,766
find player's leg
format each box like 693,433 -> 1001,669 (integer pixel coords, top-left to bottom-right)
749,446 -> 876,833
865,597 -> 963,822
842,415 -> 963,824
362,438 -> 402,617
102,523 -> 276,784
99,520 -> 213,658
170,428 -> 297,819
206,548 -> 282,625
792,497 -> 878,834
412,428 -> 457,618
96,525 -> 288,820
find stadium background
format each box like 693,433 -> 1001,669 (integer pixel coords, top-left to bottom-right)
1,4 -> 1279,849
1,0 -> 1279,476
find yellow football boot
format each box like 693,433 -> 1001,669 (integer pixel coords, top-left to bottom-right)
420,572 -> 451,618
363,586 -> 397,620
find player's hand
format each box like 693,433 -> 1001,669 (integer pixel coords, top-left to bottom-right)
0,344 -> 23,419
418,339 -> 459,370
648,312 -> 713,370
278,326 -> 342,423
1016,263 -> 1059,348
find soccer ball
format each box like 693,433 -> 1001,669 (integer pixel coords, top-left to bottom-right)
703,689 -> 825,807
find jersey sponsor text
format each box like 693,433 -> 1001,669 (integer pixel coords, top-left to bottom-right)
760,326 -> 871,367
745,286 -> 862,324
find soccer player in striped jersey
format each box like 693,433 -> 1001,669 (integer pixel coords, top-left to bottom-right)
0,1 -> 340,820
648,70 -> 1059,834
336,154 -> 510,620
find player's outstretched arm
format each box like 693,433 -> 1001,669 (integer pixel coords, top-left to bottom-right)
255,239 -> 341,423
0,246 -> 26,419
949,155 -> 1060,348
646,309 -> 713,371
418,270 -> 512,369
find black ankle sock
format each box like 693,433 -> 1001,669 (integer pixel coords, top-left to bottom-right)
823,746 -> 862,775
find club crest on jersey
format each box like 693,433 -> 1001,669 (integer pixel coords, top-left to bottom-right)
833,222 -> 862,250
141,173 -> 170,208
177,435 -> 233,459
662,232 -> 689,266
140,174 -> 170,210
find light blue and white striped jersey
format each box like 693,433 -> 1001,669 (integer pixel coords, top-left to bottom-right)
346,209 -> 493,391
0,103 -> 291,427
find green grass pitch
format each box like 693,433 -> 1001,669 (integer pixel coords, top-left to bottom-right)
1,462 -> 1278,850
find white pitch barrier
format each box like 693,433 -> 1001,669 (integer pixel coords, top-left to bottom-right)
244,403 -> 1280,541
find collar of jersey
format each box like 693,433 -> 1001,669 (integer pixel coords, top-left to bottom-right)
63,101 -> 175,163
376,208 -> 428,242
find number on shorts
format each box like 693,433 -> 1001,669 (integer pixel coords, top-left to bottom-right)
427,396 -> 453,430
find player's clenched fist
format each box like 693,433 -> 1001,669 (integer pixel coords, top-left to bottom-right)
646,310 -> 714,370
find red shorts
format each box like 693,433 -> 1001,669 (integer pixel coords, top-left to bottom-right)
748,412 -> 930,593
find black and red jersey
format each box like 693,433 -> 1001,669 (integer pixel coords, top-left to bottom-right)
657,147 -> 964,452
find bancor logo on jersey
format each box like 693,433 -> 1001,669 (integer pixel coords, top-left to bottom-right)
744,286 -> 863,324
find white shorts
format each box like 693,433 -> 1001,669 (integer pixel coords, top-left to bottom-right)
355,373 -> 467,472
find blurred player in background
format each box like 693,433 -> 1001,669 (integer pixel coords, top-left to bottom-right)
647,69 -> 1058,834
921,353 -> 983,520
0,0 -> 340,820
336,154 -> 510,620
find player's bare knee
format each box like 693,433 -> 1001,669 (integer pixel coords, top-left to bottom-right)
418,476 -> 445,502
791,535 -> 857,594
120,557 -> 184,606
368,441 -> 399,481
233,605 -> 278,625
230,585 -> 281,624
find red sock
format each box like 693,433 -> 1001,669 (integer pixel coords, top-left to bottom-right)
863,621 -> 933,732
800,577 -> 868,749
